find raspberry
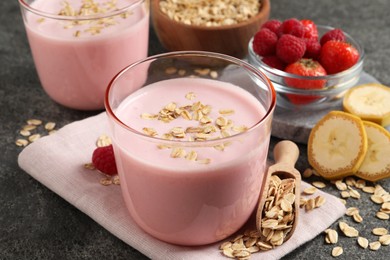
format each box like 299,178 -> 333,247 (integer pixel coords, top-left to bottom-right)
277,18 -> 305,38
320,28 -> 346,45
260,19 -> 282,34
303,39 -> 321,59
261,56 -> 286,71
252,28 -> 278,56
92,144 -> 118,176
276,34 -> 306,64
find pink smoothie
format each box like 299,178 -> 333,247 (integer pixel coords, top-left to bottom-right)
110,77 -> 272,245
22,0 -> 149,110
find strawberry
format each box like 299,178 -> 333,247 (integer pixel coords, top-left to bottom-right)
319,40 -> 359,74
276,34 -> 306,64
252,28 -> 278,56
301,19 -> 318,40
92,144 -> 118,175
284,58 -> 327,104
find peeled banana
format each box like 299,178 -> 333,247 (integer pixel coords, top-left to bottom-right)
308,111 -> 368,180
355,121 -> 390,182
343,83 -> 390,127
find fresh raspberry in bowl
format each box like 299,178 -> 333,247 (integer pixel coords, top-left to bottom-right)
248,20 -> 364,110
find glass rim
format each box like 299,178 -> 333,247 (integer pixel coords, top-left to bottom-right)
18,0 -> 146,21
105,51 -> 276,144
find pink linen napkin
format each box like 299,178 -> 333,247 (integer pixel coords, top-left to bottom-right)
18,112 -> 346,260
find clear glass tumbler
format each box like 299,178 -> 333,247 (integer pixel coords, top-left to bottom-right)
105,51 -> 276,245
19,0 -> 149,110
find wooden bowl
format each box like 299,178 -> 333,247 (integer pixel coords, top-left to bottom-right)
151,0 -> 270,59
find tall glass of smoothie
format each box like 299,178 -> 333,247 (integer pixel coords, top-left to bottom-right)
18,0 -> 149,110
105,51 -> 276,245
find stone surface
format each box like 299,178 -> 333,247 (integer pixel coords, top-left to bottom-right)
272,72 -> 387,144
1,0 -> 389,259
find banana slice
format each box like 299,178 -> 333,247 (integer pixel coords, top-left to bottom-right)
355,121 -> 390,181
308,111 -> 367,180
343,83 -> 390,127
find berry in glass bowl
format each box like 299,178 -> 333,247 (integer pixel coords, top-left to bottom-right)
248,18 -> 364,110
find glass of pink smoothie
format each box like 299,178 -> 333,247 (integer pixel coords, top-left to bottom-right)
105,51 -> 276,245
18,0 -> 149,110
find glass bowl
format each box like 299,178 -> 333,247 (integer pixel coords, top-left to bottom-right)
248,25 -> 365,110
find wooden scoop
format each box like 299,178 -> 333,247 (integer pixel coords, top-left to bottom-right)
256,140 -> 301,244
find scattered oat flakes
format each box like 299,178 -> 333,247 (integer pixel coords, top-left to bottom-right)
357,236 -> 369,249
143,127 -> 158,137
27,119 -> 42,126
339,221 -> 359,237
28,134 -> 41,142
178,69 -> 186,76
331,246 -> 343,257
185,92 -> 196,100
165,67 -> 177,75
341,190 -> 351,198
345,177 -> 356,187
219,109 -> 235,116
362,186 -> 375,194
372,227 -> 388,236
141,113 -> 158,120
339,198 -> 347,205
302,168 -> 313,178
346,207 -> 359,216
44,122 -> 56,131
325,229 -> 338,244
84,162 -> 95,170
100,178 -> 112,186
369,241 -> 381,251
315,196 -> 326,207
112,175 -> 120,185
312,181 -> 326,189
19,129 -> 31,137
382,202 -> 390,212
303,186 -> 317,195
343,226 -> 359,238
23,124 -> 36,131
379,234 -> 390,245
335,180 -> 348,191
96,134 -> 112,147
376,211 -> 389,220
352,213 -> 363,223
194,68 -> 211,76
185,150 -> 198,161
15,139 -> 29,147
349,188 -> 361,199
355,179 -> 366,189
210,70 -> 218,78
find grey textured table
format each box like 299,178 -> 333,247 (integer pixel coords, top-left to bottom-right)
1,0 -> 389,259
